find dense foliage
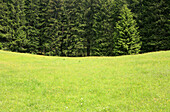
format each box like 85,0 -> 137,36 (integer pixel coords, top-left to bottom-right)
0,0 -> 169,56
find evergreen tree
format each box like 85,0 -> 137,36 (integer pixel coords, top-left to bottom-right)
46,0 -> 62,56
1,0 -> 168,56
14,0 -> 27,52
113,4 -> 141,55
63,0 -> 86,56
0,0 -> 9,49
48,0 -> 86,56
47,0 -> 68,56
91,0 -> 118,56
81,0 -> 104,56
6,0 -> 20,51
139,0 -> 170,52
0,0 -> 27,52
25,0 -> 40,53
126,0 -> 170,52
37,0 -> 50,54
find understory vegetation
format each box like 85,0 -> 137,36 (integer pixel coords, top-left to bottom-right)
0,50 -> 169,111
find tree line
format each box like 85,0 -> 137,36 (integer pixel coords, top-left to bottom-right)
0,0 -> 169,56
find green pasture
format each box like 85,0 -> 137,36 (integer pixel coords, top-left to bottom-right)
0,50 -> 169,111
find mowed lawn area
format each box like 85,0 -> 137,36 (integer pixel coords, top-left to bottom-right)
0,50 -> 169,112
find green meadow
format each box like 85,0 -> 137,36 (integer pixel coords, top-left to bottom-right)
0,50 -> 169,112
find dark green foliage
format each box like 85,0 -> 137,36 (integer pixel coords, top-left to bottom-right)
81,0 -> 116,56
0,0 -> 168,56
139,0 -> 170,52
63,0 -> 86,56
0,0 -> 10,49
126,0 -> 170,53
46,0 -> 63,56
113,4 -> 141,55
0,0 -> 27,52
13,0 -> 27,52
25,0 -> 42,54
37,0 -> 50,54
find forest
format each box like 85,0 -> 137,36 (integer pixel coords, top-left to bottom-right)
0,0 -> 169,57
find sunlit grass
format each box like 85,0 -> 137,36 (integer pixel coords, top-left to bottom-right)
0,50 -> 170,111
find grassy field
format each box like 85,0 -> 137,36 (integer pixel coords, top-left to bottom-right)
0,50 -> 170,112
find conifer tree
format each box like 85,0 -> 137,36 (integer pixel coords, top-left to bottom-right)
3,0 -> 16,51
5,0 -> 20,51
47,0 -> 68,56
138,0 -> 170,52
0,0 -> 9,49
37,0 -> 50,54
14,0 -> 27,52
25,0 -> 40,53
62,0 -> 86,56
113,4 -> 141,55
2,0 -> 169,56
126,0 -> 170,52
81,0 -> 102,56
91,0 -> 117,56
46,0 -> 62,56
0,0 -> 27,52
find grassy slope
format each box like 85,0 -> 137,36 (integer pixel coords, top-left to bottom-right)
0,50 -> 170,112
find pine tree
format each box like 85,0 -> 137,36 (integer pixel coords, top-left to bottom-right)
37,0 -> 50,55
62,0 -> 86,56
91,0 -> 117,56
126,0 -> 170,52
139,0 -> 170,52
14,0 -> 27,52
25,0 -> 40,53
0,0 -> 9,49
46,0 -> 67,56
6,0 -> 20,51
81,0 -> 102,56
1,0 -> 27,52
113,4 -> 141,55
46,0 -> 61,56
47,0 -> 86,57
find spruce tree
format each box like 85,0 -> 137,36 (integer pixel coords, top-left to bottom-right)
1,0 -> 27,52
81,0 -> 102,56
15,0 -> 27,52
139,0 -> 170,52
126,0 -> 170,52
25,0 -> 40,53
113,4 -> 141,55
37,0 -> 50,55
91,0 -> 117,56
6,0 -> 19,51
46,0 -> 62,56
63,0 -> 86,56
0,0 -> 9,49
47,0 -> 67,56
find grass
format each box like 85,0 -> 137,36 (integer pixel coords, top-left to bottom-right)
0,50 -> 170,112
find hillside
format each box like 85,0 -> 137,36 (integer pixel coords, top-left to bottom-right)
0,50 -> 170,111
